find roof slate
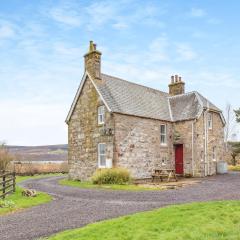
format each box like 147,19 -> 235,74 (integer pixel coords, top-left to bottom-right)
168,92 -> 202,121
66,71 -> 223,123
98,74 -> 172,121
96,73 -> 222,122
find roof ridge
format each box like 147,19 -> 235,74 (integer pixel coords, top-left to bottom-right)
194,91 -> 221,112
168,91 -> 196,99
101,73 -> 169,96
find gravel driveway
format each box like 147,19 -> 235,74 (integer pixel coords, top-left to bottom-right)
0,172 -> 240,240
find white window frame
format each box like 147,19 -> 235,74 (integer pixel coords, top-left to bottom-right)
160,124 -> 167,146
212,146 -> 216,161
200,151 -> 204,162
208,113 -> 213,130
98,106 -> 105,125
98,143 -> 106,168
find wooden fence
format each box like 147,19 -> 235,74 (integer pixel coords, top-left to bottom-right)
0,171 -> 16,199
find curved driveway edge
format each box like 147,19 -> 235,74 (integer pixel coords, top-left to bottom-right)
1,172 -> 240,240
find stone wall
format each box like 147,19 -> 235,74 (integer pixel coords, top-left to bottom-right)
174,112 -> 224,177
173,120 -> 196,175
194,111 -> 225,177
173,111 -> 224,177
68,79 -> 224,180
68,77 -> 114,180
113,113 -> 174,179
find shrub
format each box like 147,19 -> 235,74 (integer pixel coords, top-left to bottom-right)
228,165 -> 240,171
92,168 -> 131,185
0,143 -> 13,172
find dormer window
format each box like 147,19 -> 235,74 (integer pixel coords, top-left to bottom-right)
98,106 -> 105,124
208,113 -> 213,130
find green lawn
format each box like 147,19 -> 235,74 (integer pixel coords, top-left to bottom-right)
59,179 -> 163,191
0,174 -> 63,215
45,201 -> 240,240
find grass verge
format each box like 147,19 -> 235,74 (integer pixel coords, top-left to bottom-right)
45,201 -> 240,240
228,165 -> 240,171
59,179 -> 163,191
0,174 -> 63,215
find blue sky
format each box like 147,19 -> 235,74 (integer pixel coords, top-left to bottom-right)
0,0 -> 239,145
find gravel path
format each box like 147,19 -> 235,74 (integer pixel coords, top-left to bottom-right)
1,172 -> 240,240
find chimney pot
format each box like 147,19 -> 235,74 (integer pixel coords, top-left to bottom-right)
175,75 -> 178,82
89,40 -> 95,52
85,41 -> 102,79
169,74 -> 185,96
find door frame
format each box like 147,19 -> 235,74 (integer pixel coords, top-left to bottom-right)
174,144 -> 184,175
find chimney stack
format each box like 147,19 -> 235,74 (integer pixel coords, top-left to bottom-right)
168,74 -> 185,96
84,41 -> 102,80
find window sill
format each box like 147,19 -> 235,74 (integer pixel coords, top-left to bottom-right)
160,144 -> 168,147
98,165 -> 106,169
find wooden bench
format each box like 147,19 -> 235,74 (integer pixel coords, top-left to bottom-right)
152,169 -> 178,183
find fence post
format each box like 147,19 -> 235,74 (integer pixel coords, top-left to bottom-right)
2,174 -> 6,200
13,172 -> 16,192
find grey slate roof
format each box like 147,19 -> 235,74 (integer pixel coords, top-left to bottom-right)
169,92 -> 202,121
95,73 -> 222,122
196,92 -> 221,112
65,71 -> 223,123
97,74 -> 171,121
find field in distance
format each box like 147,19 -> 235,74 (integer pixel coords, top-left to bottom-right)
7,144 -> 68,162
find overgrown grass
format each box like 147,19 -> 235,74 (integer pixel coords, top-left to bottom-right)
59,179 -> 162,191
228,165 -> 240,171
92,168 -> 131,184
0,174 -> 63,215
45,201 -> 240,240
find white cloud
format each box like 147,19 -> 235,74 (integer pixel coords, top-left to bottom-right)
147,35 -> 170,62
112,22 -> 128,30
207,18 -> 221,25
49,3 -> 82,27
176,43 -> 197,61
190,8 -> 206,18
86,1 -> 117,29
0,24 -> 15,39
47,0 -> 165,31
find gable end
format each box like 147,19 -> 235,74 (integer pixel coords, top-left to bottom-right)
65,71 -> 111,124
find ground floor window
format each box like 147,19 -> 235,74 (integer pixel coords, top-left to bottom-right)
160,124 -> 167,145
98,143 -> 106,168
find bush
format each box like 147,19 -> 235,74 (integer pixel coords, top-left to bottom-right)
228,165 -> 240,171
92,168 -> 131,185
0,143 -> 13,172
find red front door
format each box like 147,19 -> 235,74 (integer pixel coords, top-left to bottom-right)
175,144 -> 183,174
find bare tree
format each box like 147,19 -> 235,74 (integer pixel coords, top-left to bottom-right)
224,103 -> 237,150
0,143 -> 13,172
235,108 -> 240,123
229,142 -> 240,166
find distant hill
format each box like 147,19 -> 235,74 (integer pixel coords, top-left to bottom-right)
7,144 -> 68,162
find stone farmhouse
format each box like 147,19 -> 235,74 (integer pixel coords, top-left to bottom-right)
66,41 -> 225,180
